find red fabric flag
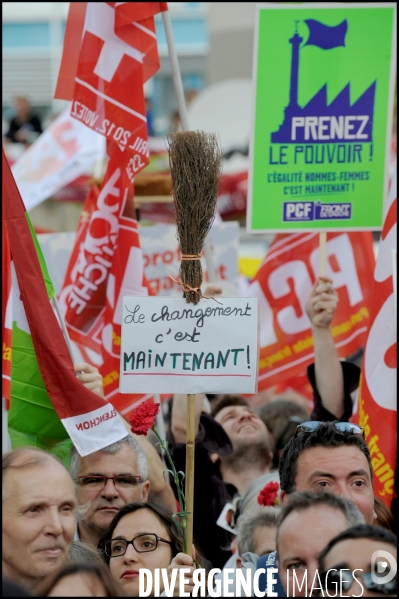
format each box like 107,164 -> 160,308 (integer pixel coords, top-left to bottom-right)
2,186 -> 12,407
246,231 -> 375,391
59,145 -> 154,413
56,2 -> 166,414
55,1 -> 167,168
354,168 -> 397,507
3,148 -> 127,455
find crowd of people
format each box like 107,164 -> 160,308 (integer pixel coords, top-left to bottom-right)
2,277 -> 397,597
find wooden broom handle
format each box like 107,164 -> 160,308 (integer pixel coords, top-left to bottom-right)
185,393 -> 196,557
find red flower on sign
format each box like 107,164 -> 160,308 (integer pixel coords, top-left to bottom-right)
130,399 -> 160,436
257,481 -> 280,507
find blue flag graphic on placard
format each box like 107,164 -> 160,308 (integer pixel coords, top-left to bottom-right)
304,19 -> 348,50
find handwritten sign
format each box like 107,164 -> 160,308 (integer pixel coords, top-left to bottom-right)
120,297 -> 258,394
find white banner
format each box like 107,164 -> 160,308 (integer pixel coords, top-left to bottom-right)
61,403 -> 127,457
120,296 -> 258,394
12,106 -> 105,212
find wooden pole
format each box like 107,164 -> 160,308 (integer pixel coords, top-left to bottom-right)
52,295 -> 76,363
2,396 -> 10,454
319,231 -> 327,277
163,11 -> 221,557
185,393 -> 196,557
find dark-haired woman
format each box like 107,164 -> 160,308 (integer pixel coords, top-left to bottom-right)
98,502 -> 202,597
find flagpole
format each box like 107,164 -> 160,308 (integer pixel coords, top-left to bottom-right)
162,10 -> 218,285
319,231 -> 327,276
2,397 -> 10,454
52,295 -> 77,363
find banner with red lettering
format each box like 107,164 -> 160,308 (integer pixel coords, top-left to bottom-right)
56,2 -> 166,415
354,168 -> 397,506
245,231 -> 375,390
59,146 -> 153,409
11,106 -> 105,212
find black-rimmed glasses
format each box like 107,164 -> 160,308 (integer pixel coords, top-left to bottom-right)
77,476 -> 142,489
104,534 -> 172,558
294,421 -> 365,439
319,568 -> 397,596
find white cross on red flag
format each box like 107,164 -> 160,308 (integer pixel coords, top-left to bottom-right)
55,2 -> 167,418
55,2 -> 167,166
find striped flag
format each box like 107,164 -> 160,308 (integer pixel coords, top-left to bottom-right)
3,148 -> 127,457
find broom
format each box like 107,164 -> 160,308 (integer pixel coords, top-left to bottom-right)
167,130 -> 222,556
168,130 -> 222,304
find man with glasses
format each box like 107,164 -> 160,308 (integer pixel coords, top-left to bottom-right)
70,436 -> 150,547
318,524 -> 397,597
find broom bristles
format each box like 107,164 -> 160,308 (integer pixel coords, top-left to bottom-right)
167,131 -> 222,304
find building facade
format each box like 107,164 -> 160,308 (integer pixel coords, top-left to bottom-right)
2,2 -> 209,134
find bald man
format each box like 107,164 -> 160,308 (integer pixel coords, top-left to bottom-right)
2,448 -> 77,594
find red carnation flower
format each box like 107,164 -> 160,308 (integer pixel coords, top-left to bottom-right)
130,400 -> 160,436
257,481 -> 280,507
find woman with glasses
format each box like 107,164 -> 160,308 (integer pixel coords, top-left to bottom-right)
98,502 -> 202,596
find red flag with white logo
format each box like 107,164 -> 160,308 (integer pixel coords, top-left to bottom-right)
246,231 -> 375,390
59,145 -> 155,411
353,167 -> 397,507
55,1 -> 167,170
56,2 -> 165,412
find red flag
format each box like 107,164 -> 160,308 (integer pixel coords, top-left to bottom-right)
59,145 -> 154,412
2,187 -> 12,407
3,148 -> 127,455
354,168 -> 397,506
56,2 -> 165,413
247,231 -> 375,390
55,1 -> 167,168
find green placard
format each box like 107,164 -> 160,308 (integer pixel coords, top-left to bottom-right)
248,3 -> 396,232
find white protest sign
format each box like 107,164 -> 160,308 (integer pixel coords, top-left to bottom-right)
120,296 -> 258,394
12,105 -> 105,212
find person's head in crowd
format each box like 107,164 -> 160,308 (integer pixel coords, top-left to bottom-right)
210,394 -> 273,472
2,448 -> 77,593
13,95 -> 32,121
279,420 -> 375,524
276,491 -> 365,597
66,540 -> 104,564
374,496 -> 396,533
236,505 -> 280,567
39,561 -> 126,597
257,399 -> 309,438
319,524 -> 397,597
98,502 -> 188,597
272,414 -> 307,468
70,436 -> 150,547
